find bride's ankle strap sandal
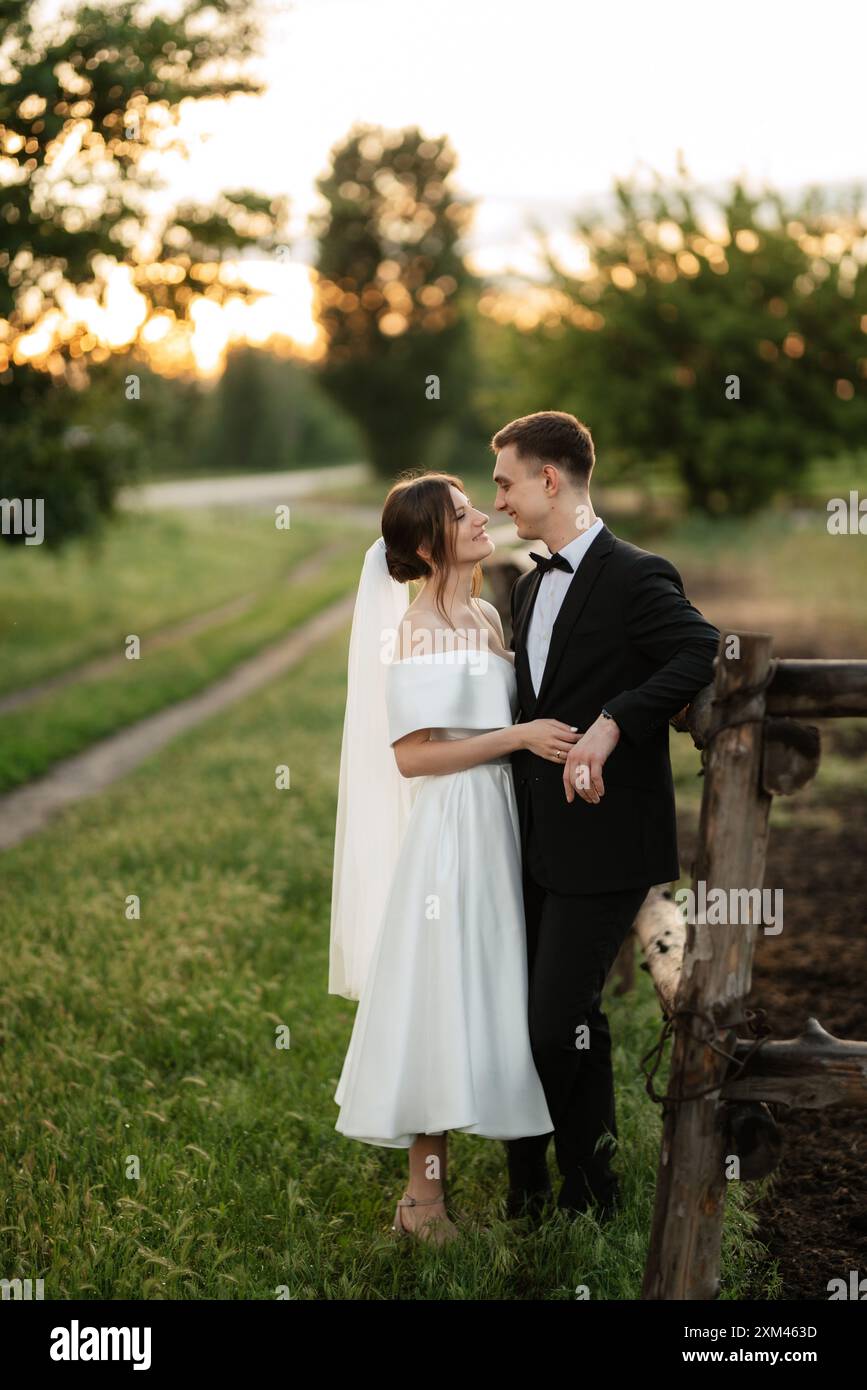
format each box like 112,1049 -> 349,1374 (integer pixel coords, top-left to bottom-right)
390,1189 -> 459,1242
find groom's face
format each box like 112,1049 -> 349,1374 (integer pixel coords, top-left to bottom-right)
492,445 -> 548,539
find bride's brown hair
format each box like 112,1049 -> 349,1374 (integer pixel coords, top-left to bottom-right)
381,471 -> 484,627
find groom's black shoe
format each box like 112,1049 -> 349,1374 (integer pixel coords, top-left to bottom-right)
557,1188 -> 620,1226
504,1139 -> 553,1222
557,1164 -> 621,1226
505,1182 -> 553,1223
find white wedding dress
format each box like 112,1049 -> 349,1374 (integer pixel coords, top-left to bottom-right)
333,647 -> 554,1148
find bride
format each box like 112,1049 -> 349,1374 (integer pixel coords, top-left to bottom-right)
328,471 -> 579,1243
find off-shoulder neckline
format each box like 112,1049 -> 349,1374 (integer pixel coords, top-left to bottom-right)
393,649 -> 514,669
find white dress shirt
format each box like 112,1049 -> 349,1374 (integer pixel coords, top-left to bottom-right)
526,517 -> 604,694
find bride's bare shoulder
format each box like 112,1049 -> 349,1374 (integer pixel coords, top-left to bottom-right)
395,605 -> 444,661
473,597 -> 506,644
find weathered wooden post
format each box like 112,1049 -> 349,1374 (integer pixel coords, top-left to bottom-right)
642,631 -> 774,1300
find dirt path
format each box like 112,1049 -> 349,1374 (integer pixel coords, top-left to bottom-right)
0,590 -> 355,853
0,543 -> 348,716
116,462 -> 369,511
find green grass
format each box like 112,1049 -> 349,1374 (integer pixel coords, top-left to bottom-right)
0,530 -> 370,791
0,624 -> 779,1300
797,448 -> 867,504
0,508 -> 344,696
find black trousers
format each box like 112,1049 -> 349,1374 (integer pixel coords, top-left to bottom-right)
507,788 -> 651,1209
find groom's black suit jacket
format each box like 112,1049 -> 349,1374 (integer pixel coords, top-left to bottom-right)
509,523 -> 720,895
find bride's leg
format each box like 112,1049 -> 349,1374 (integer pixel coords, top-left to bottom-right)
400,1132 -> 450,1233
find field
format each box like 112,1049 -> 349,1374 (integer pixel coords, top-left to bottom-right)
0,493 -> 864,1299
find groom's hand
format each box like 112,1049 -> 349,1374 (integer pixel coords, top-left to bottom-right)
563,712 -> 621,804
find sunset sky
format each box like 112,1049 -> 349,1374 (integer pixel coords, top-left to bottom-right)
23,0 -> 867,372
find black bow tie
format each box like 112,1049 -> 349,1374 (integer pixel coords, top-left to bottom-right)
528,550 -> 574,575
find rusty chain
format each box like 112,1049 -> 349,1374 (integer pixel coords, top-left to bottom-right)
639,1003 -> 774,1108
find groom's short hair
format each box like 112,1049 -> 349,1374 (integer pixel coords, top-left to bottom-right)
491,410 -> 595,486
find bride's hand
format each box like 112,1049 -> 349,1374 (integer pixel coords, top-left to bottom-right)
518,719 -> 581,762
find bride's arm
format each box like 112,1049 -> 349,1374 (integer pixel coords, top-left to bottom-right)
389,612 -> 575,775
393,723 -> 526,777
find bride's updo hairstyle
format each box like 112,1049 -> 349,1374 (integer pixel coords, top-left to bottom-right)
381,471 -> 483,626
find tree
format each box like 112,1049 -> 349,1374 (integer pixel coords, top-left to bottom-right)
198,346 -> 364,475
312,123 -> 478,478
0,0 -> 284,544
532,168 -> 867,514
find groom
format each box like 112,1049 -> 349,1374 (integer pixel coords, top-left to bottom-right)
490,410 -> 721,1222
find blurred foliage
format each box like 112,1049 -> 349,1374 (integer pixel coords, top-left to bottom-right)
514,167 -> 867,514
0,0 -> 282,544
5,25 -> 867,544
199,346 -> 364,476
89,348 -> 366,479
0,356 -> 142,544
312,123 -> 479,477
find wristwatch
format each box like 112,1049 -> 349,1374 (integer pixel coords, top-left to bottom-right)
601,708 -> 619,728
